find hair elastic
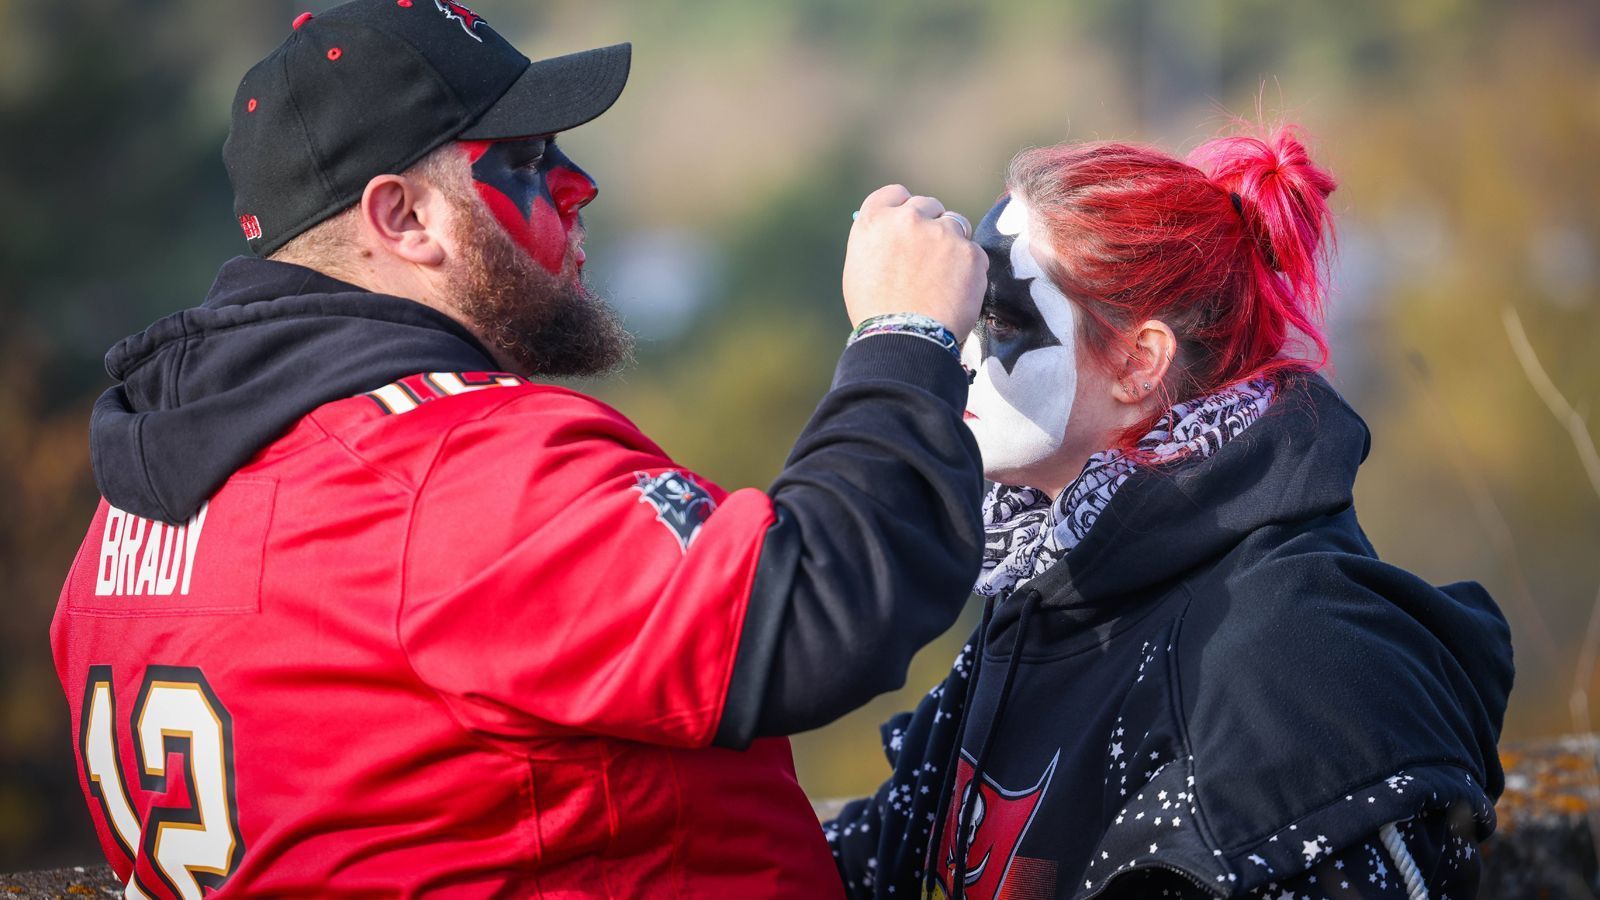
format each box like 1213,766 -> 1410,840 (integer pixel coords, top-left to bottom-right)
1229,190 -> 1280,269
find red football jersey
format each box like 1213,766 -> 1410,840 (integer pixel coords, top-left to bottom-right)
53,372 -> 842,897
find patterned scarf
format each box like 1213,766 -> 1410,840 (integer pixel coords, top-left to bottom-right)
974,379 -> 1278,599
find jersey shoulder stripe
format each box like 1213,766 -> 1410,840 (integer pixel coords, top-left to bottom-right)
363,372 -> 530,415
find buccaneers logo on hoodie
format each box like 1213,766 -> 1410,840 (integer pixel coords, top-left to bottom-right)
935,751 -> 1059,899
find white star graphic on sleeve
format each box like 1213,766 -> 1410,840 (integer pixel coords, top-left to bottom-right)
1301,837 -> 1325,861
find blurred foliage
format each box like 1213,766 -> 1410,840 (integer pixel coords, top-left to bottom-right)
3,0 -> 1598,869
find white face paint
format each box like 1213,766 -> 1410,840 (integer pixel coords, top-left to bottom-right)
962,195 -> 1080,483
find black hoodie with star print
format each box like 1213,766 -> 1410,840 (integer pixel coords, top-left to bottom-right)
826,373 -> 1513,899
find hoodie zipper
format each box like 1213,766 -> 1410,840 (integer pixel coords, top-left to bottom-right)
1077,860 -> 1228,900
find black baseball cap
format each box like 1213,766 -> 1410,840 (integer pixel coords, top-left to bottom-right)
223,0 -> 630,257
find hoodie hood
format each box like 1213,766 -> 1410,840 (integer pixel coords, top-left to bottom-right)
91,256 -> 496,523
1028,374 -> 1372,611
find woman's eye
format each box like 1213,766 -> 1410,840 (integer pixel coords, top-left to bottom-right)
983,312 -> 1017,340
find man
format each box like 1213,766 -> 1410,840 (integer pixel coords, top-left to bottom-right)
51,1 -> 987,895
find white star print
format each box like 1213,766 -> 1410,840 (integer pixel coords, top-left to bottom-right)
1301,837 -> 1324,861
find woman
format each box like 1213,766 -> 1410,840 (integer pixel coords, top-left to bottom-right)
825,126 -> 1513,899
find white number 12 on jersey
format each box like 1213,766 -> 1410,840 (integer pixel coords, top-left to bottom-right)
81,665 -> 242,899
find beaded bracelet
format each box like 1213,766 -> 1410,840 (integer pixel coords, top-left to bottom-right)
846,313 -> 962,361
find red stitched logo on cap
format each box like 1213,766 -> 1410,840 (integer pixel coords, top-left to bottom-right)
239,215 -> 263,241
434,0 -> 486,41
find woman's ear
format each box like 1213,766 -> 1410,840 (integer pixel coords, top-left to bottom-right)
1111,319 -> 1177,405
355,173 -> 450,268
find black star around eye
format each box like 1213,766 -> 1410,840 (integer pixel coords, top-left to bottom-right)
985,237 -> 1035,301
980,235 -> 1063,375
471,142 -> 539,221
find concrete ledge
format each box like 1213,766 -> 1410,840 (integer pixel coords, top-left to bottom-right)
0,865 -> 119,896
1481,734 -> 1600,897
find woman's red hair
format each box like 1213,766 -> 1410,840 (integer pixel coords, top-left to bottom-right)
1007,124 -> 1337,449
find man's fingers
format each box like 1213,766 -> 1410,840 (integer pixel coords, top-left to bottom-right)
856,187 -> 953,226
900,195 -> 947,220
859,184 -> 912,213
935,211 -> 972,240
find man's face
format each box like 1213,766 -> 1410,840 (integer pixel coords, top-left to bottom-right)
460,135 -> 597,277
443,136 -> 631,378
960,194 -> 1081,485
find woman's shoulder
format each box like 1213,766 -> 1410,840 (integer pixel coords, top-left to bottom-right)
1083,545 -> 1506,896
1160,537 -> 1512,844
1185,530 -> 1508,674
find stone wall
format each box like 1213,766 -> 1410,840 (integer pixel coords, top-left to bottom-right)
1480,734 -> 1600,897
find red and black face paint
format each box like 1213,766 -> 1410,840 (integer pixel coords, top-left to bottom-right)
459,136 -> 598,277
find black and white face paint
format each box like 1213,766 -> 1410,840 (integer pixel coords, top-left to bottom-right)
961,195 -> 1079,480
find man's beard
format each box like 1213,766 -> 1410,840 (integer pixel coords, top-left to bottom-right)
447,196 -> 634,377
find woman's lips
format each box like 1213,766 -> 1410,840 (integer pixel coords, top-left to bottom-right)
963,410 -> 979,421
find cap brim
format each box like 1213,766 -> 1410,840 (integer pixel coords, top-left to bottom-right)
460,42 -> 631,140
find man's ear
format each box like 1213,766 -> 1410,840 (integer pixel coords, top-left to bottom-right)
1111,319 -> 1177,405
355,173 -> 450,267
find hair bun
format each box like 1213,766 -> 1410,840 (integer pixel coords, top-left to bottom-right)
1191,126 -> 1337,311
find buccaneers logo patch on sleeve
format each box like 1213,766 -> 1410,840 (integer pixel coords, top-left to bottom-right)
633,471 -> 716,552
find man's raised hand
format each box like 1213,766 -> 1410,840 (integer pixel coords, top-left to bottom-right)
843,184 -> 987,338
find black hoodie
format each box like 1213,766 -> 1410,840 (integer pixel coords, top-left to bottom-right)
90,258 -> 498,524
826,374 -> 1514,898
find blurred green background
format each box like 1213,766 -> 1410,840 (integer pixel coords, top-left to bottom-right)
3,0 -> 1598,869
